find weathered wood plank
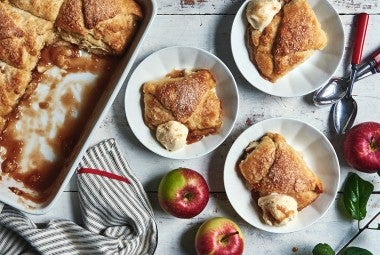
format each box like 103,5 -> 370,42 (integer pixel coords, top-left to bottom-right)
155,0 -> 380,15
29,192 -> 380,255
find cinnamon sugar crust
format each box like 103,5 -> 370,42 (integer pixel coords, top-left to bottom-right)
0,2 -> 54,70
143,69 -> 223,140
8,0 -> 65,22
55,0 -> 143,55
246,0 -> 327,82
0,61 -> 32,131
239,132 -> 323,210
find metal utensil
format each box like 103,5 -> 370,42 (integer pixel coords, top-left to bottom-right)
313,50 -> 380,106
333,13 -> 369,135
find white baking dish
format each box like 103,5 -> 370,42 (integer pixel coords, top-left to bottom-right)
0,0 -> 157,214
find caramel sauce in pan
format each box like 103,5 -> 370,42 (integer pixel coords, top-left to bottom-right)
0,42 -> 118,203
38,43 -> 111,73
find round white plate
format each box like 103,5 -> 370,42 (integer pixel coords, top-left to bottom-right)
125,46 -> 239,159
224,117 -> 340,233
231,0 -> 344,97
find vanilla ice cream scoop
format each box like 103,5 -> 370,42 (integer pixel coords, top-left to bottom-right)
246,0 -> 283,32
258,193 -> 298,226
156,121 -> 189,151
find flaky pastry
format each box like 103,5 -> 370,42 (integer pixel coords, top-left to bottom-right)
143,69 -> 223,142
8,0 -> 65,22
0,2 -> 54,70
238,132 -> 323,210
55,0 -> 143,55
247,0 -> 327,82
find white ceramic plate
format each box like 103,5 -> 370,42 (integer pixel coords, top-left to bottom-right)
125,46 -> 239,159
224,117 -> 340,233
231,0 -> 344,97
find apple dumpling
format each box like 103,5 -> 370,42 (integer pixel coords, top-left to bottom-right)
246,0 -> 328,82
238,132 -> 323,225
142,68 -> 223,149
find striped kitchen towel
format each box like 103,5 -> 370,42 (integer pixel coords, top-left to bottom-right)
0,139 -> 158,255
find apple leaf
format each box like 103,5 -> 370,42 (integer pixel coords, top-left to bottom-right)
312,243 -> 335,255
343,173 -> 374,221
344,247 -> 373,255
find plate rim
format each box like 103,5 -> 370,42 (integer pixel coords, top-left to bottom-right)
223,117 -> 340,233
230,0 -> 345,97
124,45 -> 239,159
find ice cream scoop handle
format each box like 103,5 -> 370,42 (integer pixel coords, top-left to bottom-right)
372,48 -> 380,72
352,13 -> 369,65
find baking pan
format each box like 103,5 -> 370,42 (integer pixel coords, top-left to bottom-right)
0,0 -> 157,214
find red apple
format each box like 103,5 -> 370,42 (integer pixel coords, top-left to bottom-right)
195,217 -> 244,255
343,121 -> 380,173
158,167 -> 209,218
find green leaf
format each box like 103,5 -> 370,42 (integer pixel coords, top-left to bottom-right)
343,173 -> 374,220
312,243 -> 335,255
344,247 -> 373,255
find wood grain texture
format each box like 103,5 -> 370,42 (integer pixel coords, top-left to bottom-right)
30,192 -> 380,255
156,0 -> 380,15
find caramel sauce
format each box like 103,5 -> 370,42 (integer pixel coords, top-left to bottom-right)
186,129 -> 219,144
186,133 -> 204,144
39,102 -> 49,109
0,42 -> 118,203
38,42 -> 111,73
9,186 -> 46,204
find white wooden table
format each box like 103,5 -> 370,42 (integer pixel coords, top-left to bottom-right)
31,1 -> 380,254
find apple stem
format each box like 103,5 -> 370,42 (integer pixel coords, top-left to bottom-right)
184,192 -> 193,201
370,137 -> 378,151
221,231 -> 239,243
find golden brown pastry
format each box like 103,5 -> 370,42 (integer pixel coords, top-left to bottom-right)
238,132 -> 323,210
0,0 -> 143,134
0,61 -> 32,131
55,0 -> 143,55
0,2 -> 54,131
8,0 -> 65,21
0,2 -> 54,70
247,0 -> 327,82
143,69 -> 223,142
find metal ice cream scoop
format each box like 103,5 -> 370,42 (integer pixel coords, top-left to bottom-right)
333,13 -> 369,135
313,48 -> 380,106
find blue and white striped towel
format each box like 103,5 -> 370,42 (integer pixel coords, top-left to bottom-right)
0,139 -> 158,255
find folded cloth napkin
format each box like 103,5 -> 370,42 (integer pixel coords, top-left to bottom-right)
0,139 -> 158,255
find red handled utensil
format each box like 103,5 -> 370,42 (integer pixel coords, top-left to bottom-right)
333,13 -> 369,135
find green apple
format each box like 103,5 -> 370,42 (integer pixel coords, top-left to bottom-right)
158,167 -> 209,218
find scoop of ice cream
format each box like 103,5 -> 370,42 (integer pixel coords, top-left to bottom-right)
258,193 -> 298,226
156,121 -> 189,151
246,0 -> 282,32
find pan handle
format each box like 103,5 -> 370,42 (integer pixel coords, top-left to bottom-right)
352,13 -> 369,65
